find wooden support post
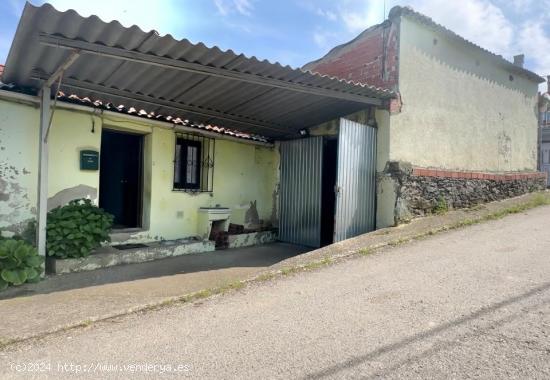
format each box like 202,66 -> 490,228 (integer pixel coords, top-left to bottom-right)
37,86 -> 51,264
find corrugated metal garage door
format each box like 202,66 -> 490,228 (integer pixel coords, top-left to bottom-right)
334,118 -> 377,242
279,137 -> 323,247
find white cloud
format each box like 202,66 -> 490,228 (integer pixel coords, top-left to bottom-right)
213,0 -> 254,16
409,0 -> 513,55
517,21 -> 550,76
407,0 -> 550,77
234,0 -> 253,16
8,0 -> 25,17
312,30 -> 338,49
316,8 -> 337,21
311,0 -> 549,83
47,0 -> 181,35
338,1 -> 386,33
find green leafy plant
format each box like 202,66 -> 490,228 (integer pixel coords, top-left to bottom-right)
46,199 -> 114,259
0,239 -> 42,290
433,196 -> 449,214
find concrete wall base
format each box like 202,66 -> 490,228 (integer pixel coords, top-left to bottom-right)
46,231 -> 278,274
46,239 -> 216,274
227,231 -> 277,249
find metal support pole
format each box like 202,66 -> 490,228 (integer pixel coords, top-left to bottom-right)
37,86 -> 51,262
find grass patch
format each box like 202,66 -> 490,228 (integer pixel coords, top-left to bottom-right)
219,280 -> 246,292
432,196 -> 449,215
0,337 -> 15,349
358,248 -> 374,256
255,272 -> 277,282
79,319 -> 93,327
304,256 -> 332,269
387,237 -> 411,247
279,257 -> 333,277
484,193 -> 550,220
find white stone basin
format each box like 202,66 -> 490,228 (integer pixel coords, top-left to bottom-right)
197,207 -> 231,240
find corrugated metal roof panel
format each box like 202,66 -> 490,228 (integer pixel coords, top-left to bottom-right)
3,3 -> 395,140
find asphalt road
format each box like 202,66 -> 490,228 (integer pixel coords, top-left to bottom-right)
2,206 -> 549,379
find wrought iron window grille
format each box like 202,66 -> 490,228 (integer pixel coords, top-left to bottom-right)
173,132 -> 215,192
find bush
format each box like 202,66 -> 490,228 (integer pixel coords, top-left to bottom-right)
47,199 -> 114,258
0,239 -> 42,290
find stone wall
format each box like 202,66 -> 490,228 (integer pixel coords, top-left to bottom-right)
382,162 -> 547,224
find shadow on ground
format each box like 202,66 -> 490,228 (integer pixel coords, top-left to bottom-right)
303,281 -> 550,379
0,242 -> 309,300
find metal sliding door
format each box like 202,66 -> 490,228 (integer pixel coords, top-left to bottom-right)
334,118 -> 377,242
279,137 -> 323,247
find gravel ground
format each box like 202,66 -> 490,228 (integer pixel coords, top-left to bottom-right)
1,206 -> 549,379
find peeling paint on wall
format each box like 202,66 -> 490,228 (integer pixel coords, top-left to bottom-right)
0,161 -> 35,233
47,184 -> 98,211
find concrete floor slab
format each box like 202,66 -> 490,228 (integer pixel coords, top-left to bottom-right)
0,243 -> 308,343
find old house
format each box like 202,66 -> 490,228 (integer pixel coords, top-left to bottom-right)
0,2 -> 394,266
304,6 -> 547,226
0,3 -> 547,273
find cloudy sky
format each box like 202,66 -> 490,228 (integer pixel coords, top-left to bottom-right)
0,0 -> 549,79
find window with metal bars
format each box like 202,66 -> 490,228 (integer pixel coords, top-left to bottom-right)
173,133 -> 215,192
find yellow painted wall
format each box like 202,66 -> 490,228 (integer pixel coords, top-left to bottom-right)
391,17 -> 540,172
0,97 -> 279,242
136,126 -> 278,242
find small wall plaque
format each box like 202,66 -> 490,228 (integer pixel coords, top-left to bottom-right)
80,150 -> 99,170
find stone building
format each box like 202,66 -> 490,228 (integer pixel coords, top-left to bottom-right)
305,6 -> 547,225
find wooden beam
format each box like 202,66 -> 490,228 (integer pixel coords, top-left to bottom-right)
38,34 -> 384,106
31,73 -> 290,136
44,50 -> 81,88
36,86 -> 51,263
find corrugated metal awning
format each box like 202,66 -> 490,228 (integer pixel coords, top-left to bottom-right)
3,3 -> 394,140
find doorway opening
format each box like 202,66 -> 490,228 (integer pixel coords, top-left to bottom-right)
99,129 -> 144,229
320,138 -> 338,246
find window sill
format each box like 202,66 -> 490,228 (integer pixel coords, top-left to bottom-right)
172,188 -> 213,193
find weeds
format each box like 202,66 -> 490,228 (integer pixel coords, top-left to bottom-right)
433,196 -> 449,214
358,248 -> 373,256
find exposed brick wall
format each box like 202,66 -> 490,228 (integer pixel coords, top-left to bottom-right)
305,21 -> 399,91
412,167 -> 548,182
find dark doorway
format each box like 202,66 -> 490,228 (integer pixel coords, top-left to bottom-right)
99,129 -> 143,229
320,138 -> 338,246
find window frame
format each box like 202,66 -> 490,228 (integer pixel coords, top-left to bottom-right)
172,133 -> 215,192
